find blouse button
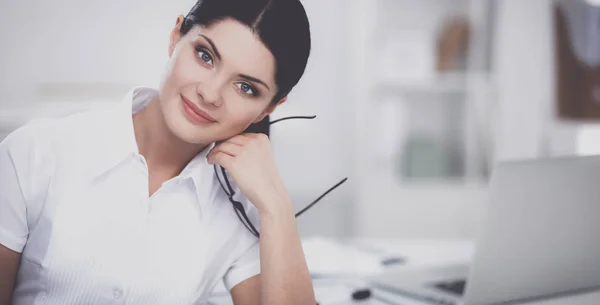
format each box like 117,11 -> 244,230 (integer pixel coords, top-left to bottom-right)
113,288 -> 123,299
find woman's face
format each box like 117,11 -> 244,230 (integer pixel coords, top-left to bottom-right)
158,16 -> 283,145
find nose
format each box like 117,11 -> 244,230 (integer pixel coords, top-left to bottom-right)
196,78 -> 223,107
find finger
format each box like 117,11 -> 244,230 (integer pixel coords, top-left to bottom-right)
225,134 -> 253,146
243,132 -> 269,142
207,151 -> 234,168
241,132 -> 262,139
209,142 -> 242,158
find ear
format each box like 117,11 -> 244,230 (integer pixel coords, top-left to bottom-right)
169,15 -> 185,57
254,96 -> 287,123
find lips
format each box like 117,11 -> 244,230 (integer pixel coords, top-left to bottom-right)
180,95 -> 216,124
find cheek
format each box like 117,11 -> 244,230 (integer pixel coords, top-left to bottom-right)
223,96 -> 265,128
163,50 -> 204,92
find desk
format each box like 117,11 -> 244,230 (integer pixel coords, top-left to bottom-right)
516,290 -> 600,305
208,238 -> 600,305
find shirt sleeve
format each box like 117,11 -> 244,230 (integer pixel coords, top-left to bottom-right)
222,240 -> 261,291
0,127 -> 31,253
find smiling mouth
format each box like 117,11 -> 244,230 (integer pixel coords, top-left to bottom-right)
180,95 -> 217,125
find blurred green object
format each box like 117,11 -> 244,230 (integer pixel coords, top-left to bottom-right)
399,135 -> 449,179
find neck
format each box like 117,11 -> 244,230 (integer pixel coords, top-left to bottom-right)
132,97 -> 208,177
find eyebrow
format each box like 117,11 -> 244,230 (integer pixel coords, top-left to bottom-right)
199,34 -> 222,61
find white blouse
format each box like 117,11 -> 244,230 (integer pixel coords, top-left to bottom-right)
0,87 -> 261,305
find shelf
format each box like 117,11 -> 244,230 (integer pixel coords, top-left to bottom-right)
35,82 -> 134,101
0,82 -> 133,129
366,155 -> 488,188
373,73 -> 495,97
0,101 -> 121,130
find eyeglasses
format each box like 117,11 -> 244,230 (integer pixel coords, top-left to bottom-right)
213,115 -> 348,238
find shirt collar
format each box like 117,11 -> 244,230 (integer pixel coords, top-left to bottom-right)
88,87 -> 217,201
86,87 -> 141,178
178,141 -> 216,195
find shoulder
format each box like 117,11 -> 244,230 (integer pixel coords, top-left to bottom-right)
0,107 -> 118,180
1,118 -> 57,161
1,108 -> 106,158
0,118 -> 61,205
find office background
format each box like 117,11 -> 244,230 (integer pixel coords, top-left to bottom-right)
1,0 -> 598,240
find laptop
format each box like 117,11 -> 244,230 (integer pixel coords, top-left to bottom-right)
369,155 -> 600,305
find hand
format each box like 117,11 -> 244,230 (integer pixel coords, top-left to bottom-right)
206,133 -> 292,214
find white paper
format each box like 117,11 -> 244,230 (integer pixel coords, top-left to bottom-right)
303,237 -> 389,277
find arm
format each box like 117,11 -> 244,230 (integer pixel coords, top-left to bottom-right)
0,125 -> 40,305
0,245 -> 20,305
208,133 -> 316,305
230,198 -> 314,305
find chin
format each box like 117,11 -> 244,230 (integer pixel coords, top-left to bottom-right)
162,114 -> 213,146
173,123 -> 218,145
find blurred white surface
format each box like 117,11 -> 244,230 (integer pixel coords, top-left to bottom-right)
303,237 -> 475,277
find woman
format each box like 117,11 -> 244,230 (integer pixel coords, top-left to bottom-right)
0,0 -> 316,304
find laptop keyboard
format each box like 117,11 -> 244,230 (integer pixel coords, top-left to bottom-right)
433,279 -> 467,296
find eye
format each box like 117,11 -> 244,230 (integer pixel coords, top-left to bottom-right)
196,47 -> 213,66
236,82 -> 258,96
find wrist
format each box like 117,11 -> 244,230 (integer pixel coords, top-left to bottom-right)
257,193 -> 294,218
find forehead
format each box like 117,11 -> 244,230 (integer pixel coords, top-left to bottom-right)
187,19 -> 276,85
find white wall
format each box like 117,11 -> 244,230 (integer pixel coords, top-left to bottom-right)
492,0 -> 587,162
269,0 -> 355,237
493,0 -> 555,162
0,0 -> 355,237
